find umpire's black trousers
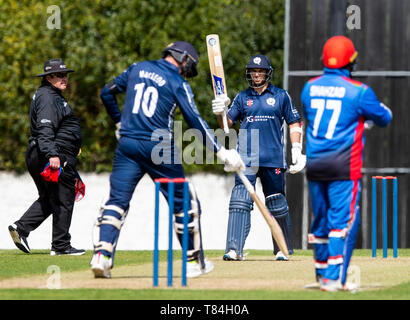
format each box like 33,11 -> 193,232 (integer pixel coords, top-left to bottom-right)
15,143 -> 77,251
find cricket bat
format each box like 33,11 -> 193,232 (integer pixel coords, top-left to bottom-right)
237,171 -> 290,256
206,34 -> 229,134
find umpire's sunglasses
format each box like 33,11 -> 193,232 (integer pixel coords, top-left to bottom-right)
53,73 -> 68,78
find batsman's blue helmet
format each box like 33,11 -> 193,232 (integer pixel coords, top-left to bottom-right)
162,41 -> 199,78
245,54 -> 273,88
246,54 -> 272,70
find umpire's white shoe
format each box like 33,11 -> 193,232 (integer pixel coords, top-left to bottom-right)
90,252 -> 112,279
275,251 -> 289,261
186,259 -> 214,278
8,224 -> 30,254
50,246 -> 85,256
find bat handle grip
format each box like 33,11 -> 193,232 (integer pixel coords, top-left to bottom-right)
237,170 -> 253,194
222,110 -> 229,134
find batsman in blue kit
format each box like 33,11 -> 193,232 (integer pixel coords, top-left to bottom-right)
212,55 -> 305,261
301,36 -> 392,291
90,41 -> 244,278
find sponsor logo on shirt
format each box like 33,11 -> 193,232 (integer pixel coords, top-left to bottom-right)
246,115 -> 275,122
247,99 -> 253,107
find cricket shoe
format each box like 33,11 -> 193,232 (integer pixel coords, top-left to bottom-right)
319,278 -> 342,292
50,246 -> 85,256
8,224 -> 30,254
275,251 -> 289,261
90,252 -> 112,279
186,259 -> 214,278
320,278 -> 359,293
342,281 -> 359,293
223,250 -> 244,261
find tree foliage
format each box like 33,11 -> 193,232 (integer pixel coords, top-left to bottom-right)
0,0 -> 284,173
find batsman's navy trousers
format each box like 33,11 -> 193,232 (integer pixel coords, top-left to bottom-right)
234,166 -> 285,195
228,166 -> 292,255
308,179 -> 361,284
99,137 -> 201,260
105,136 -> 195,213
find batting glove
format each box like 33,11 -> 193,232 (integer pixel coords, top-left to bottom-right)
115,122 -> 121,140
289,142 -> 306,174
212,95 -> 231,116
364,120 -> 374,130
216,147 -> 245,172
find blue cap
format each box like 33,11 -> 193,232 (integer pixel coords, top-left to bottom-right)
246,54 -> 271,70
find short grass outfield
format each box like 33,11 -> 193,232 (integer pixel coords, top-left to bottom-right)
0,249 -> 409,300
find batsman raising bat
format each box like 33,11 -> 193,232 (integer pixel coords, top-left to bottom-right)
212,54 -> 305,261
91,41 -> 245,279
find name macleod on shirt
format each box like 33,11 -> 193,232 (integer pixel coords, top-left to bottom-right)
309,85 -> 346,98
139,70 -> 166,87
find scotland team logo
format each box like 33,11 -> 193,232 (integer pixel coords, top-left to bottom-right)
253,57 -> 261,65
266,98 -> 276,106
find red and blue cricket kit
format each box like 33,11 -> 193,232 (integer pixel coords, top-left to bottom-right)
301,68 -> 392,283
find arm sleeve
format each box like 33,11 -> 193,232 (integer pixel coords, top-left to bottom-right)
227,93 -> 242,123
100,67 -> 131,123
100,83 -> 121,124
358,86 -> 392,127
113,67 -> 129,92
283,90 -> 301,125
35,94 -> 59,158
300,83 -> 309,119
176,82 -> 221,152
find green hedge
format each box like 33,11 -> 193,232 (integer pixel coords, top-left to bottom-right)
0,0 -> 284,173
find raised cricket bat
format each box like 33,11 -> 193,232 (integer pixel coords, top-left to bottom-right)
237,171 -> 290,256
206,34 -> 229,134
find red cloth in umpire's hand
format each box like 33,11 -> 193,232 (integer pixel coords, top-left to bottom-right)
74,171 -> 85,202
40,163 -> 62,182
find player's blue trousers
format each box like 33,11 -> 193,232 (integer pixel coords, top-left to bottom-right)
226,167 -> 293,256
106,137 -> 191,212
308,179 -> 361,284
98,137 -> 199,260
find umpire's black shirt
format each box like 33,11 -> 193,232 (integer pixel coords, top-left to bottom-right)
29,80 -> 82,161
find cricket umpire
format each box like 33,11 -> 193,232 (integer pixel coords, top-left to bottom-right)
8,58 -> 85,256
